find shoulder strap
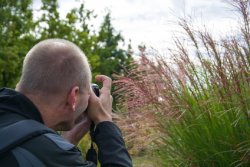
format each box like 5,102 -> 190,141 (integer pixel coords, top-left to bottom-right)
0,120 -> 55,156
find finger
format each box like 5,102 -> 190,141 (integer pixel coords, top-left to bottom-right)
95,75 -> 112,94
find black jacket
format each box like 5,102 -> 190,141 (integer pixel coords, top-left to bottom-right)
0,88 -> 132,167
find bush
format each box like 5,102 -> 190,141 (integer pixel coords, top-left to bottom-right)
113,0 -> 250,166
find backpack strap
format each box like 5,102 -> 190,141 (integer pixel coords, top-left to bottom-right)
0,120 -> 55,156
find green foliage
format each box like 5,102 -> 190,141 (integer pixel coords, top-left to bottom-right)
158,86 -> 250,166
0,0 -> 132,88
0,0 -> 35,87
94,13 -> 133,76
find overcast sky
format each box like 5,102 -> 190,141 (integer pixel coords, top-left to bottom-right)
34,0 -> 239,51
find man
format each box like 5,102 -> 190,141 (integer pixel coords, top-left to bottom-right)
0,39 -> 132,166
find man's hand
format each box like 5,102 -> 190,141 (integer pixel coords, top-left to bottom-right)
62,75 -> 113,144
62,113 -> 91,145
87,75 -> 113,125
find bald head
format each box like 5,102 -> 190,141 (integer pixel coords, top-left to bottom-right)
17,39 -> 91,97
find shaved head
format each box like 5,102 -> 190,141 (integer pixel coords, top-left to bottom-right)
17,39 -> 91,97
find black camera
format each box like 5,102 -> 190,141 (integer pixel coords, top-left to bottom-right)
91,83 -> 100,97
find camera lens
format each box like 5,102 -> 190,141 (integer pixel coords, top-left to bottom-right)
91,84 -> 100,97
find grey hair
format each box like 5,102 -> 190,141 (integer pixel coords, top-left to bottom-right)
17,39 -> 91,96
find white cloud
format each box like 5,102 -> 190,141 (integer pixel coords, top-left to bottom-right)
86,0 -> 238,50
33,0 -> 239,51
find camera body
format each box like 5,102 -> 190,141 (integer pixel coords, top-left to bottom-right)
91,83 -> 100,97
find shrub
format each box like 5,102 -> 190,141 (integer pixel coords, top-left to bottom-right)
113,0 -> 250,166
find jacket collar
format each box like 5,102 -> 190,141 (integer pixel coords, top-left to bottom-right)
0,88 -> 44,123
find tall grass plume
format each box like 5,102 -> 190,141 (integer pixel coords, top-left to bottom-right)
113,0 -> 250,166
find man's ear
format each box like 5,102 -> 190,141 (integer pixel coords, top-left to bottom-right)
67,86 -> 79,112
